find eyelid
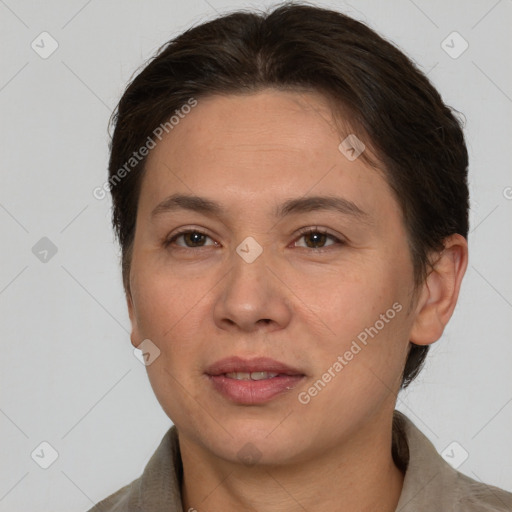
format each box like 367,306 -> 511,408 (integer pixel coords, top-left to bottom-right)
164,225 -> 346,249
164,226 -> 218,247
291,226 -> 346,250
293,226 -> 346,243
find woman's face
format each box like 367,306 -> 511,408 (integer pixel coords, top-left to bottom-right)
127,90 -> 420,464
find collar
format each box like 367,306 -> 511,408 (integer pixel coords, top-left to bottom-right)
96,410 -> 511,511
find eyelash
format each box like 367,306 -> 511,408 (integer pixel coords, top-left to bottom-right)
163,226 -> 346,251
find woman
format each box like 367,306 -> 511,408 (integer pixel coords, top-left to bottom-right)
89,4 -> 512,511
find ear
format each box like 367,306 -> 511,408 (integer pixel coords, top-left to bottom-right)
410,234 -> 468,345
126,282 -> 143,350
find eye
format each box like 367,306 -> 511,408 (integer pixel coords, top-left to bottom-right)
163,227 -> 345,251
164,229 -> 218,248
293,227 -> 345,249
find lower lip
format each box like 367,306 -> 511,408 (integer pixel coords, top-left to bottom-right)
207,374 -> 305,404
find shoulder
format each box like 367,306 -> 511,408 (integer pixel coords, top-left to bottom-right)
85,425 -> 182,512
394,411 -> 512,512
454,471 -> 512,512
85,480 -> 140,512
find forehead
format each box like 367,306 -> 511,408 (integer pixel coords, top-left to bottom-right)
156,90 -> 347,163
139,90 -> 401,224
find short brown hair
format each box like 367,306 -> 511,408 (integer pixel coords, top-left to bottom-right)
107,3 -> 469,388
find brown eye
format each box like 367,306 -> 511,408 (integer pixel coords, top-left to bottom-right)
293,228 -> 344,249
165,230 -> 217,248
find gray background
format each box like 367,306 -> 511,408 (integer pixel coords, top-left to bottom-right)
1,0 -> 511,510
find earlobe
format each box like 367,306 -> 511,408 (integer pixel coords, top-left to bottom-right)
409,234 -> 468,346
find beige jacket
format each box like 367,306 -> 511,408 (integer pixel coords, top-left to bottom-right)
87,411 -> 512,511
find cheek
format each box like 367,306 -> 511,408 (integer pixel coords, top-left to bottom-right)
301,305 -> 410,425
136,273 -> 210,425
130,260 -> 208,339
309,260 -> 403,338
145,361 -> 207,432
304,256 -> 412,388
130,262 -> 217,397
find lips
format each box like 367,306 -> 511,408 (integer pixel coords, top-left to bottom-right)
205,356 -> 304,377
205,356 -> 306,405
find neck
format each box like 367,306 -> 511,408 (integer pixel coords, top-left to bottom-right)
179,410 -> 405,512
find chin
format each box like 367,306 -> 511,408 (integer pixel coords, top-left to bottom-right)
196,417 -> 313,467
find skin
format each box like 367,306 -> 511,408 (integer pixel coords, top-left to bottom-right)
126,90 -> 468,512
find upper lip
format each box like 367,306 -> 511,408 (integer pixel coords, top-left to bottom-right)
205,356 -> 305,376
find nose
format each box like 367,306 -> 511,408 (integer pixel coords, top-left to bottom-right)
212,245 -> 293,334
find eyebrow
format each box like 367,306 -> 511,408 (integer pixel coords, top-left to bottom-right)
150,193 -> 370,223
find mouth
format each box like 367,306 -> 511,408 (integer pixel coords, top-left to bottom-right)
205,356 -> 306,405
224,371 -> 283,380
205,356 -> 305,376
